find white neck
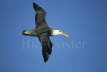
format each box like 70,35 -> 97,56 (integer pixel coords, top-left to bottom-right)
52,30 -> 62,36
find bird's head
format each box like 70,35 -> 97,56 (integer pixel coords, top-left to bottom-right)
52,30 -> 69,37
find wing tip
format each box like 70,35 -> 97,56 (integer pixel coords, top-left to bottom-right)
33,2 -> 37,6
33,2 -> 39,10
43,54 -> 51,63
44,59 -> 48,63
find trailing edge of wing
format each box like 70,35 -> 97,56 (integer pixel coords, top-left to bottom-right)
38,33 -> 52,62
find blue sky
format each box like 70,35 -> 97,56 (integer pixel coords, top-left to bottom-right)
0,0 -> 107,72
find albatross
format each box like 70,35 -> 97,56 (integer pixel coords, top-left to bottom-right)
22,2 -> 69,62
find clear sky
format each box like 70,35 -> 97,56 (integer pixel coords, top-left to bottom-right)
0,0 -> 107,72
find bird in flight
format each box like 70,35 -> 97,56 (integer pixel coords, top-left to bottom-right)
22,2 -> 69,62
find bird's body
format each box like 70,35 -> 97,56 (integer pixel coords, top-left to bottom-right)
22,2 -> 69,62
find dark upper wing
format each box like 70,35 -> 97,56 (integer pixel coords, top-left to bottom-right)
38,33 -> 52,62
33,2 -> 48,28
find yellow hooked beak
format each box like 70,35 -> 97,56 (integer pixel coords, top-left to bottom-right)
61,32 -> 69,37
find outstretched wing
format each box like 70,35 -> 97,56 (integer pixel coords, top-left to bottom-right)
38,33 -> 52,62
33,2 -> 48,28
